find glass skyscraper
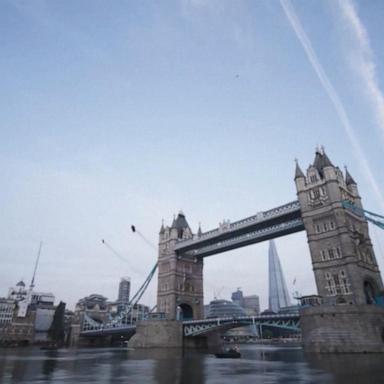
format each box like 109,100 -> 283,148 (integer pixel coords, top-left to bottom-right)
268,240 -> 291,312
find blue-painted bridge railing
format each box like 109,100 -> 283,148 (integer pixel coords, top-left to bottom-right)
183,313 -> 301,337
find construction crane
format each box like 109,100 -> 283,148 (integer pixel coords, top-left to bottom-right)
30,241 -> 43,291
342,201 -> 384,230
17,242 -> 43,318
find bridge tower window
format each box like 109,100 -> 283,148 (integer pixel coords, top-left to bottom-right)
313,189 -> 321,199
325,272 -> 337,296
310,175 -> 317,183
334,274 -> 341,294
339,270 -> 351,294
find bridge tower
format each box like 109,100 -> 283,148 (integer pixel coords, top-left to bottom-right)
157,212 -> 204,320
295,148 -> 383,305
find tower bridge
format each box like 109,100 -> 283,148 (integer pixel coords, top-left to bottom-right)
156,149 -> 384,323
151,148 -> 384,352
77,148 -> 384,353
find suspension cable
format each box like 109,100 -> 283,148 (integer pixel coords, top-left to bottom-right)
342,201 -> 384,230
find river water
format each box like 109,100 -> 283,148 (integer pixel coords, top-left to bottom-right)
0,345 -> 383,383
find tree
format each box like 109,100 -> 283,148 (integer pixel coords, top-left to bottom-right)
48,301 -> 66,345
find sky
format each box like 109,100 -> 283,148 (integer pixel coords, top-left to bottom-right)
1,0 -> 384,311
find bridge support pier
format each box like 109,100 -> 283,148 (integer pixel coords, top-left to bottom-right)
183,336 -> 207,349
183,331 -> 223,350
206,331 -> 223,350
69,324 -> 80,347
301,305 -> 384,353
128,320 -> 183,348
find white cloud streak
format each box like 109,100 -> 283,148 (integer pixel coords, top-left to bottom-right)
337,0 -> 384,143
280,0 -> 384,210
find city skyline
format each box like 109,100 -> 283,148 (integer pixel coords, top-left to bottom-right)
1,0 -> 384,310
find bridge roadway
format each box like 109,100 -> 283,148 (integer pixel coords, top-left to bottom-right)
174,200 -> 304,258
183,313 -> 300,336
80,313 -> 300,338
80,324 -> 136,337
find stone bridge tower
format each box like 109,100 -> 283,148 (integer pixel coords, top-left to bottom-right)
295,148 -> 383,305
157,212 -> 204,320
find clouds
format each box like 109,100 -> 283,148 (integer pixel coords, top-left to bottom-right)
337,0 -> 384,143
1,0 -> 384,311
280,0 -> 384,210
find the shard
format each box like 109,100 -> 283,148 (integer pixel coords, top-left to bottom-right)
268,240 -> 291,312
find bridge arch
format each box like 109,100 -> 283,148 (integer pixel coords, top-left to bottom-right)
363,278 -> 380,304
183,315 -> 301,337
178,304 -> 193,320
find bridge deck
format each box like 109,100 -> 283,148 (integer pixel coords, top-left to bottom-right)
183,314 -> 301,336
183,313 -> 300,325
80,325 -> 136,337
80,313 -> 301,338
175,201 -> 304,257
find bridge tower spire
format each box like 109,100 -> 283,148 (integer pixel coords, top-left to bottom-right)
295,148 -> 383,305
157,212 -> 204,320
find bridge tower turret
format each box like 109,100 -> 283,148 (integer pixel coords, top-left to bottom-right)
295,148 -> 383,305
157,212 -> 204,320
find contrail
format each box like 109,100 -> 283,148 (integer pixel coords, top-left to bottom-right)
131,225 -> 157,251
337,0 -> 384,143
101,239 -> 144,276
280,0 -> 384,210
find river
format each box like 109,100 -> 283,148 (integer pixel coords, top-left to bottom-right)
0,344 -> 383,383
